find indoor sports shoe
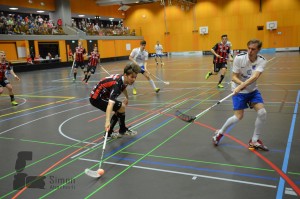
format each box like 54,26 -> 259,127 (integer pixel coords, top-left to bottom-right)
205,72 -> 211,80
120,128 -> 138,137
217,84 -> 224,88
11,101 -> 18,106
133,88 -> 137,95
155,88 -> 160,93
110,132 -> 123,139
248,139 -> 269,151
212,130 -> 223,146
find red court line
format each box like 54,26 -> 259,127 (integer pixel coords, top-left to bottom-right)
12,136 -> 104,199
12,99 -> 186,198
194,121 -> 300,196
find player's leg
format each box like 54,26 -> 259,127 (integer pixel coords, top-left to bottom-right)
248,91 -> 268,151
5,82 -> 18,106
143,69 -> 160,93
155,55 -> 158,66
217,65 -> 227,88
205,62 -> 218,79
116,102 -> 137,136
213,93 -> 248,146
73,61 -> 79,81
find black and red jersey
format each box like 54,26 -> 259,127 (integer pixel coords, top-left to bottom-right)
88,51 -> 100,67
0,61 -> 11,80
212,42 -> 230,63
75,47 -> 86,62
90,74 -> 127,102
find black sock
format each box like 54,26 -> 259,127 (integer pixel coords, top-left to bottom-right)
117,112 -> 126,133
219,75 -> 224,84
10,95 -> 15,101
109,114 -> 118,134
74,72 -> 77,79
86,75 -> 91,83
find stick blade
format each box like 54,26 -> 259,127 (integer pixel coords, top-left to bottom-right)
165,81 -> 170,85
175,110 -> 196,122
85,168 -> 101,178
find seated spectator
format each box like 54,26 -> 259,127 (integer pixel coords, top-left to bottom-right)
27,55 -> 33,64
47,52 -> 52,59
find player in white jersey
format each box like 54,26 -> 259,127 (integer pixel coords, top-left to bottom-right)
154,41 -> 164,67
129,40 -> 160,95
212,39 -> 269,151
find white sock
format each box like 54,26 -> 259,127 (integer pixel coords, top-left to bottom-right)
149,79 -> 156,89
252,108 -> 267,142
219,115 -> 239,134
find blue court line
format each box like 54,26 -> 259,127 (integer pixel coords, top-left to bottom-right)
104,117 -> 174,158
111,156 -> 278,181
276,90 -> 300,198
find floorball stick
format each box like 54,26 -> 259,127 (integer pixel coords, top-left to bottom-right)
69,59 -> 75,77
149,73 -> 170,85
84,130 -> 109,178
176,93 -> 234,122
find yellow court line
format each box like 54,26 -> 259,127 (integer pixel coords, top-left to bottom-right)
18,95 -> 75,98
0,97 -> 75,118
1,95 -> 74,99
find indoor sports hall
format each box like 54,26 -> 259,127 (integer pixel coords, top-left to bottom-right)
0,52 -> 299,198
0,0 -> 300,198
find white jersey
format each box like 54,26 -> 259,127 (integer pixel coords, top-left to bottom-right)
155,44 -> 163,55
231,53 -> 267,93
130,47 -> 148,66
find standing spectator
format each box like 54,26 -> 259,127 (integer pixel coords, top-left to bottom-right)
73,41 -> 87,81
129,40 -> 160,95
205,34 -> 232,88
212,39 -> 268,151
0,51 -> 20,106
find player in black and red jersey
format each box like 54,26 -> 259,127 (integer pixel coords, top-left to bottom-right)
205,34 -> 233,88
0,51 -> 20,106
82,46 -> 100,85
73,41 -> 87,81
90,63 -> 140,138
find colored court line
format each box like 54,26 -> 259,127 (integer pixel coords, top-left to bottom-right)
10,85 -> 203,198
276,90 -> 300,198
119,152 -> 296,174
0,97 -> 75,118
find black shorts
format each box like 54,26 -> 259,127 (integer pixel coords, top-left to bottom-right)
213,62 -> 227,73
90,98 -> 122,112
0,78 -> 10,87
74,61 -> 85,69
86,65 -> 96,74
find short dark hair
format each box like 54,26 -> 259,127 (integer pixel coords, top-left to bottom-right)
140,40 -> 146,45
124,62 -> 140,75
247,39 -> 263,49
221,34 -> 228,38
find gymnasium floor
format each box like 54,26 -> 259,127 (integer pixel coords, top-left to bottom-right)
0,52 -> 299,199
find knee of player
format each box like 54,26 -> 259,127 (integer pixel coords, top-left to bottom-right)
119,105 -> 126,113
257,108 -> 267,120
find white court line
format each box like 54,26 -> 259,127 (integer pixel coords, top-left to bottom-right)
78,158 -> 296,196
71,99 -> 189,159
0,97 -> 26,111
0,104 -> 89,135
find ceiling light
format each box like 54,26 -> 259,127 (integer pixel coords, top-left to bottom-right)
9,8 -> 18,10
78,15 -> 85,17
37,10 -> 45,13
28,0 -> 33,3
